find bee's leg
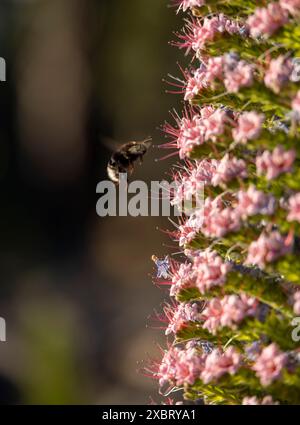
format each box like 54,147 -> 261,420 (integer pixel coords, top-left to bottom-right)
127,164 -> 134,177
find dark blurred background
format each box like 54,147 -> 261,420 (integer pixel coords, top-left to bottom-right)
0,0 -> 182,404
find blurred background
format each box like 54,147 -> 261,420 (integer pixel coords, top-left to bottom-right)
0,0 -> 183,404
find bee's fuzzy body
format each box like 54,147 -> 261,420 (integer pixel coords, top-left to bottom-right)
107,138 -> 152,184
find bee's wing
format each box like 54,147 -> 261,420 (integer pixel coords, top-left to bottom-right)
101,136 -> 123,152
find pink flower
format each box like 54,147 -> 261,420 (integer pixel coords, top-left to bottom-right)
264,56 -> 293,94
293,291 -> 300,315
165,302 -> 202,335
256,146 -> 296,180
224,60 -> 254,93
279,0 -> 300,16
237,186 -> 276,218
211,154 -> 248,186
201,298 -> 223,334
232,112 -> 264,144
184,69 -> 208,101
171,160 -> 216,206
191,159 -> 217,185
178,114 -> 205,158
202,294 -> 258,334
177,210 -> 203,247
175,17 -> 218,54
203,109 -> 227,141
193,249 -> 231,293
158,344 -> 205,387
246,231 -> 293,269
252,343 -> 287,386
191,17 -> 219,52
201,197 -> 241,238
173,0 -> 205,13
247,3 -> 288,38
201,347 -> 242,383
287,193 -> 300,222
242,396 -> 279,405
177,15 -> 240,54
200,105 -> 215,119
206,56 -> 224,81
170,262 -> 196,296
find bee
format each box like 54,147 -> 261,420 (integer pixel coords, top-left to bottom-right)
107,137 -> 152,184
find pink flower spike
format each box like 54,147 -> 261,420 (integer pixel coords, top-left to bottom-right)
252,343 -> 287,386
232,112 -> 264,144
256,146 -> 296,180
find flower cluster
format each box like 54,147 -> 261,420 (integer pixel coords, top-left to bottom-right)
246,231 -> 293,269
172,156 -> 247,208
201,197 -> 241,238
264,56 -> 294,94
170,249 -> 231,296
256,146 -> 296,180
164,302 -> 202,335
201,294 -> 258,334
237,186 -> 276,218
232,112 -> 264,144
158,344 -> 242,389
200,347 -> 242,384
252,343 -> 287,386
157,342 -> 205,388
176,107 -> 229,157
184,54 -> 254,100
165,107 -> 266,160
176,15 -> 244,56
247,3 -> 288,38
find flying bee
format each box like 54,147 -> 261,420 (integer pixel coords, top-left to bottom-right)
107,137 -> 152,184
